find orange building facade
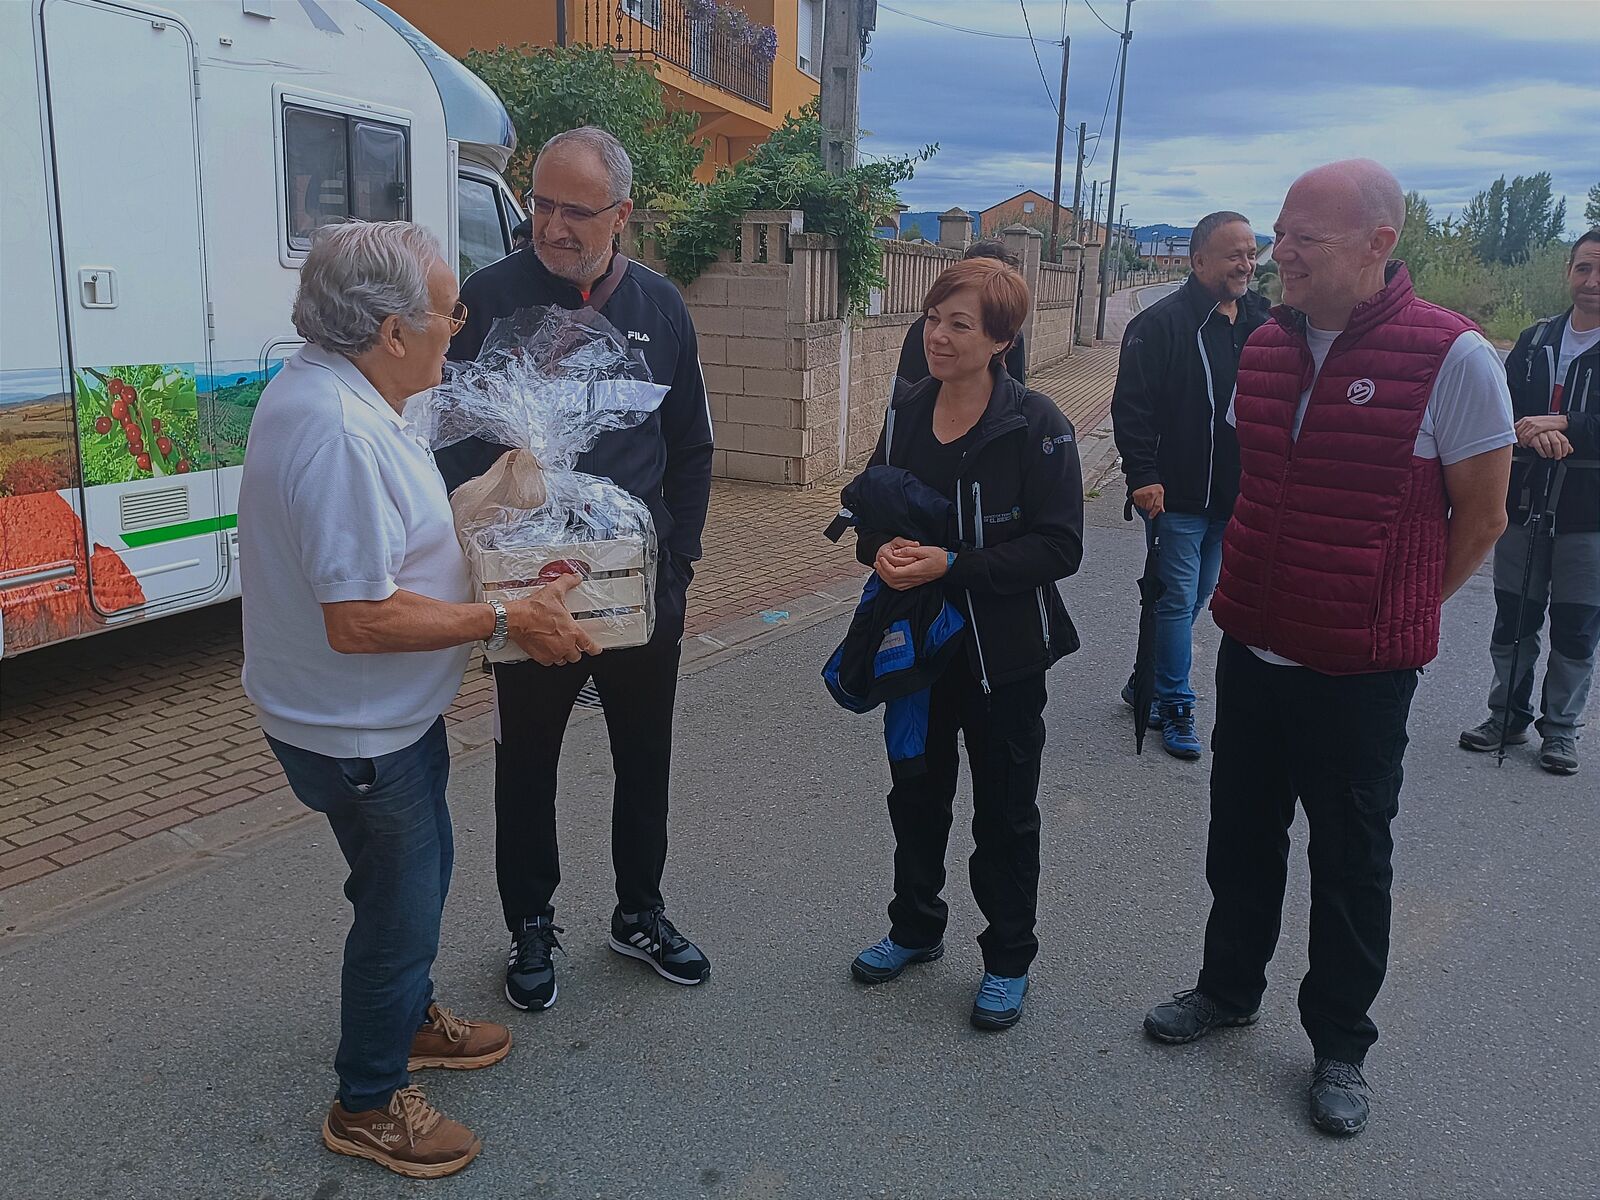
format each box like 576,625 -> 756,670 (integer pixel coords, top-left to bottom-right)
386,0 -> 822,180
978,189 -> 1106,246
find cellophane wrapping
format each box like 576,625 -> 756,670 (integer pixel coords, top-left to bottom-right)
409,306 -> 670,660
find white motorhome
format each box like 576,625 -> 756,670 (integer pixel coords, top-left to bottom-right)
0,0 -> 525,657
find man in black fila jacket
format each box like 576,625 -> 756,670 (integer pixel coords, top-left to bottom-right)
438,126 -> 714,1010
1111,211 -> 1271,760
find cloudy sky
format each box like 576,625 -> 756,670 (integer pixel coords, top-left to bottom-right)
856,0 -> 1600,233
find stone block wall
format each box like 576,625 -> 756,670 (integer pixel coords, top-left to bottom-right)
624,208 -> 1104,488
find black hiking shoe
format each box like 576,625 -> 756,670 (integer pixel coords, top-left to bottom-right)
1143,988 -> 1260,1044
1310,1057 -> 1372,1135
608,906 -> 710,986
504,915 -> 563,1012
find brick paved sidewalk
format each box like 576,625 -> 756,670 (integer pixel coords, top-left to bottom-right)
0,309 -> 1128,895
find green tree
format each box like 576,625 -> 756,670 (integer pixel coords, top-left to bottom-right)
463,44 -> 703,203
1394,190 -> 1438,275
1585,181 -> 1600,227
901,222 -> 924,242
656,102 -> 933,313
1462,172 -> 1566,265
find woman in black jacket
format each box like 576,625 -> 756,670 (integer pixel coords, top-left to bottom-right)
849,258 -> 1084,1030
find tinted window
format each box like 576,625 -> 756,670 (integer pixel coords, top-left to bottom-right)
283,105 -> 409,250
457,175 -> 508,279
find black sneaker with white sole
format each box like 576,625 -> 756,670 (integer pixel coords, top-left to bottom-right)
608,905 -> 710,986
505,915 -> 563,1011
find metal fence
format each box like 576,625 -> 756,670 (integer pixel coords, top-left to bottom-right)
573,0 -> 774,110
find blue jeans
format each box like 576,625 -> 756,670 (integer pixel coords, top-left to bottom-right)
266,718 -> 452,1113
1141,510 -> 1228,706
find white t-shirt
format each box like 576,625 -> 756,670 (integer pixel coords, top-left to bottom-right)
240,345 -> 473,758
1226,326 -> 1515,668
1556,321 -> 1600,394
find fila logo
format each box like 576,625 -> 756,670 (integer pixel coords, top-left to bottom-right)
1347,378 -> 1376,405
627,330 -> 651,343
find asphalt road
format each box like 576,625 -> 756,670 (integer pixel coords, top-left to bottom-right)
2,493 -> 1594,1199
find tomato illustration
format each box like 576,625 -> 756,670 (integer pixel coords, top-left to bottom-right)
135,453 -> 151,471
94,416 -> 113,435
176,460 -> 191,473
156,437 -> 172,456
151,418 -> 162,434
108,377 -> 125,393
111,398 -> 128,420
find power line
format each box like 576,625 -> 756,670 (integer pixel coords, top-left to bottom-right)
1082,0 -> 1122,35
878,2 -> 1047,42
1018,0 -> 1058,114
1086,38 -> 1120,168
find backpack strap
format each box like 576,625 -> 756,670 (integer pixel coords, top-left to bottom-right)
586,251 -> 631,314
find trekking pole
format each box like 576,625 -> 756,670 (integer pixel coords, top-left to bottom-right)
1497,457 -> 1569,765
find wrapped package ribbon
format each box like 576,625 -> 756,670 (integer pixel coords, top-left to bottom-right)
408,306 -> 670,660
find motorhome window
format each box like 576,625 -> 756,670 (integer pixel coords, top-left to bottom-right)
285,107 -> 347,246
283,104 -> 410,250
351,122 -> 407,222
457,175 -> 509,279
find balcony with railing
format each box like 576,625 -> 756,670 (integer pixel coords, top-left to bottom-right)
575,0 -> 775,111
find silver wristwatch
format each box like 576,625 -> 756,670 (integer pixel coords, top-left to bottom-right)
486,599 -> 509,652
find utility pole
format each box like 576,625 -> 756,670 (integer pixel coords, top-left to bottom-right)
1089,178 -> 1100,242
821,0 -> 869,174
1117,201 -> 1128,289
1096,0 -> 1133,338
1047,36 -> 1071,263
1070,122 -> 1086,246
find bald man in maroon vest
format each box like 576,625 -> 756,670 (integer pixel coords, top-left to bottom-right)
1141,160 -> 1514,1136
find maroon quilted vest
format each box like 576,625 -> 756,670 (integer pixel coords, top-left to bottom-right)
1212,264 -> 1475,674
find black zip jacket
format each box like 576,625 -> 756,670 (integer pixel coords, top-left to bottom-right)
1505,309 -> 1600,534
897,316 -> 1028,387
437,249 -> 714,626
1111,275 -> 1271,517
856,371 -> 1084,688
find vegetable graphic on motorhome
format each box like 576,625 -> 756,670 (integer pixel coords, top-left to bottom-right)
74,364 -> 204,485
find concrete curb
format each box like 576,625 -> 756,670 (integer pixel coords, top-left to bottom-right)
0,575 -> 866,946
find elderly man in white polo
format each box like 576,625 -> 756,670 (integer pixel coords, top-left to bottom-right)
239,220 -> 597,1180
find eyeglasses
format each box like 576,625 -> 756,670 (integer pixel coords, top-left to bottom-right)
526,194 -> 625,225
425,300 -> 469,335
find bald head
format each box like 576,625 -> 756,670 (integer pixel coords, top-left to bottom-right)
1272,159 -> 1405,328
1289,159 -> 1405,237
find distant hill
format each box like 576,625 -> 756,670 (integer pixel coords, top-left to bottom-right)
1136,223 -> 1273,248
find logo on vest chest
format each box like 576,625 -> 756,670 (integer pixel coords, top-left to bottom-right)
1346,378 -> 1376,405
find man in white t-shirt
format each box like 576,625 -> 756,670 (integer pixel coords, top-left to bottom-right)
239,221 -> 596,1180
1460,228 -> 1600,774
1141,161 -> 1514,1138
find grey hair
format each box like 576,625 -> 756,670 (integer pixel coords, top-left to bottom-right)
537,126 -> 634,202
1191,210 -> 1251,257
291,221 -> 442,356
963,238 -> 1021,269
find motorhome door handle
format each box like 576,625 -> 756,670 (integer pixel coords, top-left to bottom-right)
79,267 -> 117,308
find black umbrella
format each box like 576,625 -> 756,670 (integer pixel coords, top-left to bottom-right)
1127,500 -> 1164,754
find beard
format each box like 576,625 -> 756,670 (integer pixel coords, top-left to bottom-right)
536,238 -> 612,288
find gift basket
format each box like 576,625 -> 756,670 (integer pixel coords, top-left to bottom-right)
409,307 -> 669,661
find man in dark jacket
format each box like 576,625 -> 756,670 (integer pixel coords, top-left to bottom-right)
1460,228 -> 1600,775
1110,211 -> 1271,759
437,126 -> 714,1010
896,240 -> 1029,386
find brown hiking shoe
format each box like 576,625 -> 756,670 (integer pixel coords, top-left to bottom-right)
322,1085 -> 481,1179
408,1002 -> 512,1071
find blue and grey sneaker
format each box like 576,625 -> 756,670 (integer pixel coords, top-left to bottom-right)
971,972 -> 1029,1030
1160,701 -> 1203,760
850,935 -> 945,984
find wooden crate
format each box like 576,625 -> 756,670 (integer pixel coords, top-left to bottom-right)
467,537 -> 652,660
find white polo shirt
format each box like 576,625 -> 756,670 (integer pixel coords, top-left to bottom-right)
239,344 -> 472,758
